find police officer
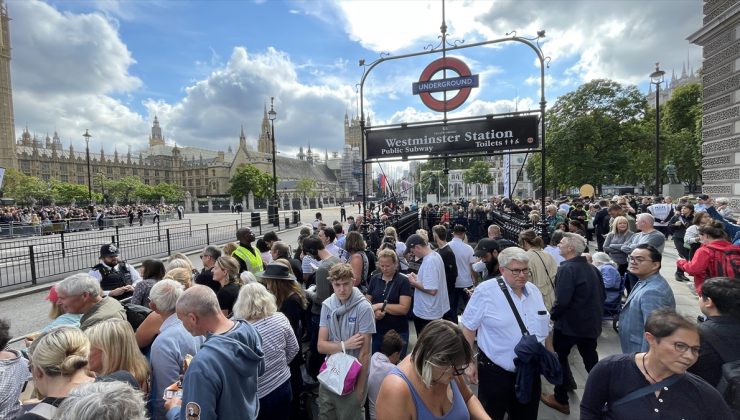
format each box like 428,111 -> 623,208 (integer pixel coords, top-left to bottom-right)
232,227 -> 263,274
88,243 -> 142,300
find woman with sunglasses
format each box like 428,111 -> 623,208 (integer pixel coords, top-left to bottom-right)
581,308 -> 731,419
375,320 -> 489,420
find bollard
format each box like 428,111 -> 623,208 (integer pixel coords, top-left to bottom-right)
285,217 -> 290,229
189,219 -> 192,237
115,226 -> 120,247
111,235 -> 116,246
157,221 -> 161,242
206,224 -> 210,245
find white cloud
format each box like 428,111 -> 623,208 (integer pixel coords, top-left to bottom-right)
9,0 -> 145,149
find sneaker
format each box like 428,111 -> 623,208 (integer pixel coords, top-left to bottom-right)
541,393 -> 570,415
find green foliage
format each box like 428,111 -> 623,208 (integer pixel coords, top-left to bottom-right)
229,164 -> 274,200
49,180 -> 90,203
463,161 -> 493,185
296,178 -> 318,198
527,78 -> 703,195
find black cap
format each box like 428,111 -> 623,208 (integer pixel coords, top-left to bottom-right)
100,243 -> 118,258
474,239 -> 500,257
405,234 -> 426,249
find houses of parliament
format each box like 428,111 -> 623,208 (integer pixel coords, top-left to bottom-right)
0,1 -> 368,203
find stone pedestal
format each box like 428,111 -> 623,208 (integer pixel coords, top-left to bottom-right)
663,183 -> 684,199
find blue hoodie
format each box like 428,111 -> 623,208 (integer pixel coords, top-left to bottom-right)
167,320 -> 264,420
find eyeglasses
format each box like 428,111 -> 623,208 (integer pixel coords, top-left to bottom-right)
503,266 -> 529,276
672,341 -> 701,356
427,360 -> 469,376
628,256 -> 653,264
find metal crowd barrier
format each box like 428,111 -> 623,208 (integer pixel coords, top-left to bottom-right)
0,213 -> 175,238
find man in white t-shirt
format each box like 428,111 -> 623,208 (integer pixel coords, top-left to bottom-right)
405,234 -> 449,336
448,224 -> 477,315
647,197 -> 673,237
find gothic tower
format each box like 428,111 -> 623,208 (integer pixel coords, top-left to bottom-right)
258,104 -> 271,154
0,0 -> 16,170
149,115 -> 165,147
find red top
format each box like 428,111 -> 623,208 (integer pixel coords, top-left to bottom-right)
676,240 -> 734,294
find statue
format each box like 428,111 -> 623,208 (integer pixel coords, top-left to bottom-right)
664,162 -> 679,184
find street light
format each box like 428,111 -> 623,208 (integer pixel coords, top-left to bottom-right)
83,129 -> 92,202
268,97 -> 278,226
649,63 -> 665,196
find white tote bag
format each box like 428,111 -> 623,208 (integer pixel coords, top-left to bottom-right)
317,341 -> 363,395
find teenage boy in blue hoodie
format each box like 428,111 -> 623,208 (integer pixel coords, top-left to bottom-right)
165,285 -> 265,420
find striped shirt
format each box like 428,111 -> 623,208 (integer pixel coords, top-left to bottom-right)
252,312 -> 299,398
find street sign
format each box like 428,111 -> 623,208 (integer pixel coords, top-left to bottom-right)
413,57 -> 479,112
366,115 -> 539,160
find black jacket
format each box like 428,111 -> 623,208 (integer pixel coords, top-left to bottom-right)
550,256 -> 605,338
592,208 -> 610,234
688,315 -> 740,386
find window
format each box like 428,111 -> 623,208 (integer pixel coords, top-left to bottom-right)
107,167 -> 113,175
132,168 -> 138,175
59,164 -> 66,172
77,176 -> 85,184
42,174 -> 50,182
60,175 -> 68,183
41,163 -> 50,173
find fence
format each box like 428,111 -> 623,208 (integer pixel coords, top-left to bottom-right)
0,213 -> 175,239
0,210 -> 301,290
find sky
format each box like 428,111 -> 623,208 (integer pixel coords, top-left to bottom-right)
8,0 -> 703,161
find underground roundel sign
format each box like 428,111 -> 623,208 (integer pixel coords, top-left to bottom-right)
412,57 -> 479,112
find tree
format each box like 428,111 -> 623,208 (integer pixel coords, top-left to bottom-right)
106,176 -> 145,203
229,164 -> 274,200
1,169 -> 51,204
152,182 -> 183,202
531,79 -> 646,195
463,161 -> 493,200
661,83 -> 702,191
49,180 -> 90,203
296,178 -> 317,199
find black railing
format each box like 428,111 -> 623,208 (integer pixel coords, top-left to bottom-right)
0,213 -> 175,239
0,210 -> 301,290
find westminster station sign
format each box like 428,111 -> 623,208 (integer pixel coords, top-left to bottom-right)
366,115 -> 539,159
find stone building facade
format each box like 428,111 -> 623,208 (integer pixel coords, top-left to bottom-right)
689,0 -> 740,209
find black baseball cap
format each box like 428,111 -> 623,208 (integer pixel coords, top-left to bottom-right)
474,239 -> 500,257
405,234 -> 426,249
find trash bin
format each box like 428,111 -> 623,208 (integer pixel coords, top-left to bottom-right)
250,212 -> 261,227
292,211 -> 299,225
285,217 -> 290,228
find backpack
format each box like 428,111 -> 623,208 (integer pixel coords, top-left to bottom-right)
363,249 -> 376,277
702,326 -> 740,417
708,244 -> 740,279
124,302 -> 152,331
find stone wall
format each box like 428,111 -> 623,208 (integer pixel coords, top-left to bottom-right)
689,0 -> 740,209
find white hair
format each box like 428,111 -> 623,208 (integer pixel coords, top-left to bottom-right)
497,247 -> 530,268
562,232 -> 587,254
233,282 -> 277,321
592,252 -> 616,267
636,213 -> 654,225
148,279 -> 184,314
56,273 -> 101,298
240,271 -> 257,284
55,380 -> 147,420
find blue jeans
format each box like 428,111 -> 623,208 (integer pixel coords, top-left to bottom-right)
257,378 -> 292,420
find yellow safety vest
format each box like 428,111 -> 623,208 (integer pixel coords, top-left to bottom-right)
232,245 -> 264,274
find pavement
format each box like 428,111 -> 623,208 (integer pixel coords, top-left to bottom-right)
0,211 -> 701,419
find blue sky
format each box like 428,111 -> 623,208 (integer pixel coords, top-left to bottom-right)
8,0 -> 703,159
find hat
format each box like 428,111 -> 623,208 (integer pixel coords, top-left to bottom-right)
46,285 -> 58,303
474,239 -> 500,257
405,234 -> 426,250
100,243 -> 118,258
257,263 -> 296,281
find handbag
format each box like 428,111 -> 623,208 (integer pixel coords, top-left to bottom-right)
317,340 -> 363,396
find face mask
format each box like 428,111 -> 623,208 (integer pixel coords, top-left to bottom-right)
472,260 -> 487,273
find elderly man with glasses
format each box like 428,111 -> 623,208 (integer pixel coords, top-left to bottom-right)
618,244 -> 676,354
461,247 -> 550,420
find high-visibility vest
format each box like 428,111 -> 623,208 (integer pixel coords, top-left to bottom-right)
232,245 -> 263,274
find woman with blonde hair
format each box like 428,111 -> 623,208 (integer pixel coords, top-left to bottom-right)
85,318 -> 150,393
164,267 -> 193,289
19,327 -> 95,420
604,215 -> 635,277
213,255 -> 242,317
233,282 -> 298,420
518,229 -> 557,310
385,226 -> 409,273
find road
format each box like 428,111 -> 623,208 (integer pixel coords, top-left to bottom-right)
0,207 -> 345,346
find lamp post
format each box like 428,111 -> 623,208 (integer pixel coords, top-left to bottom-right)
83,129 -> 92,202
649,63 -> 665,196
268,97 -> 278,226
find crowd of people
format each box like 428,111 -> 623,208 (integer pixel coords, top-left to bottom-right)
0,192 -> 739,420
0,204 -> 178,230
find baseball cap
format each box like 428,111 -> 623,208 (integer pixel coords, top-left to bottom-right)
405,234 -> 426,249
46,285 -> 58,303
474,239 -> 500,257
